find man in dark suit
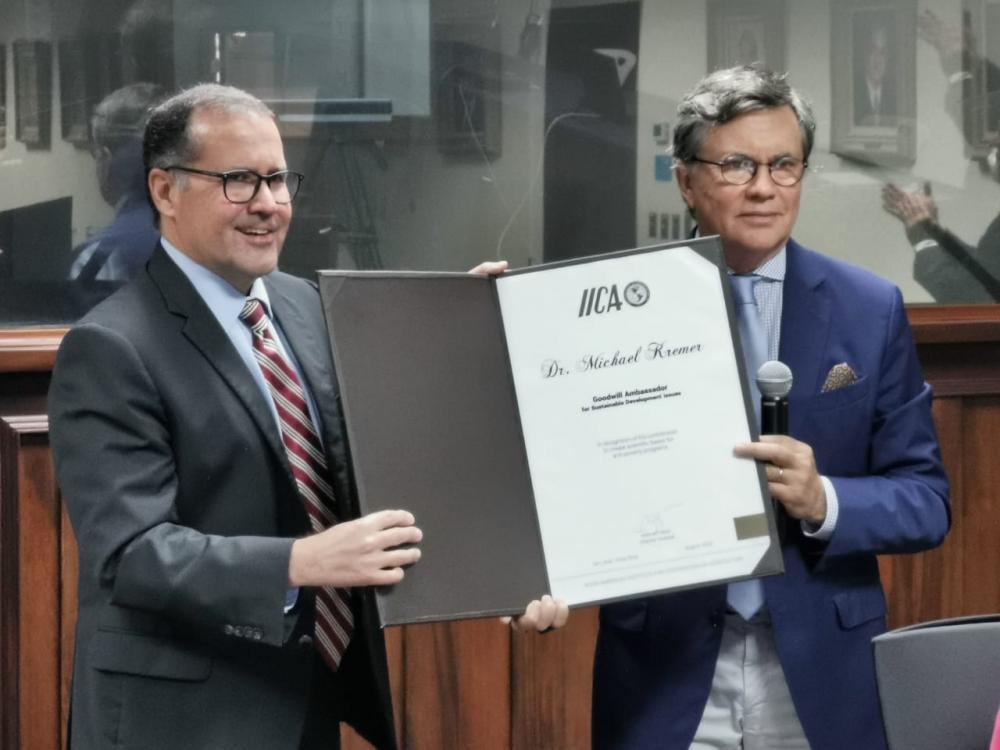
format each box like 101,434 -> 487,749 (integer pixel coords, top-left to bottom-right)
592,66 -> 950,750
882,180 -> 1000,304
49,83 -> 565,750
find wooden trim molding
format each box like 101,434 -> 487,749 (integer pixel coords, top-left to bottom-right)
0,418 -> 21,750
0,329 -> 67,373
907,304 -> 1000,344
0,305 -> 998,370
906,307 -> 1000,397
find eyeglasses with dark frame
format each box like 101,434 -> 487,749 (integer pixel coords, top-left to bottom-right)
689,155 -> 807,187
164,165 -> 305,204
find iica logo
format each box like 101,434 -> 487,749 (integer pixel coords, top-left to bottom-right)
578,280 -> 650,317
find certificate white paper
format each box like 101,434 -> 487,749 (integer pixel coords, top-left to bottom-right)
495,244 -> 774,605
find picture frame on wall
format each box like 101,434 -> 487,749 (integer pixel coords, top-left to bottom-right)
58,34 -> 125,149
707,0 -> 787,72
957,1 -> 1000,161
432,22 -> 502,161
831,0 -> 917,167
0,46 -> 7,151
13,39 -> 52,150
58,38 -> 91,146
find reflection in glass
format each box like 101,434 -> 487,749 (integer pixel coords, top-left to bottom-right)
5,2 -> 1000,325
70,83 -> 164,283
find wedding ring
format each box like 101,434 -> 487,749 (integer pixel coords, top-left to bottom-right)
777,468 -> 784,481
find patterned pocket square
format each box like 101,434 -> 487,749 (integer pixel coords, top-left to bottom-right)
821,362 -> 858,392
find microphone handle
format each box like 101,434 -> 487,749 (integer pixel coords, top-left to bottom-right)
761,397 -> 789,435
760,396 -> 789,543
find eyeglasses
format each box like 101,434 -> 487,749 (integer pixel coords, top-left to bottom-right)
690,155 -> 807,187
164,165 -> 304,204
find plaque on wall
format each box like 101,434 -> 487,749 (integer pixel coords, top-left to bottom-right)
13,40 -> 52,150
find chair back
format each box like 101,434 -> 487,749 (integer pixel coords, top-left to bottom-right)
873,614 -> 1000,750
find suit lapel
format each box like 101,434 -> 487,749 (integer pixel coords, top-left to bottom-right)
266,276 -> 353,519
265,276 -> 341,434
779,240 -> 832,401
148,247 -> 294,484
266,279 -> 327,392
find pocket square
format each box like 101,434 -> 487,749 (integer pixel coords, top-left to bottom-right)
821,362 -> 858,392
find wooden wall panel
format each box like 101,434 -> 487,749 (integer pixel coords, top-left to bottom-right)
5,309 -> 1000,750
957,398 -> 1000,611
0,419 -> 18,750
1,415 -> 75,750
512,607 -> 599,750
59,509 -> 78,749
402,619 -> 511,748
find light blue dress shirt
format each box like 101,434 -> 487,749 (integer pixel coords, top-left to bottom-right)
741,246 -> 839,540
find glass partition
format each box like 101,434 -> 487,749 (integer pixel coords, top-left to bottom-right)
1,0 -> 997,326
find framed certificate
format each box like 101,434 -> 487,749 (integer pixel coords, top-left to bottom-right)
318,236 -> 783,626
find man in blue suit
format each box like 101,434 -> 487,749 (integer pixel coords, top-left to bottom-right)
592,66 -> 951,750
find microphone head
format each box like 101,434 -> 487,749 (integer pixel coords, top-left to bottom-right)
757,360 -> 793,398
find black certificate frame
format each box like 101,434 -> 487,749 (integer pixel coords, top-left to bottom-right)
318,236 -> 782,626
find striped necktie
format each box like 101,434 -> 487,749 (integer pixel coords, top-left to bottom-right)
727,275 -> 766,620
239,298 -> 354,671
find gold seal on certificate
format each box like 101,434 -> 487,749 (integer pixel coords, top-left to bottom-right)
319,236 -> 782,626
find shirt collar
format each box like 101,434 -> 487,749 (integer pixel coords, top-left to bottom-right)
752,246 -> 786,282
160,238 -> 273,322
694,231 -> 787,282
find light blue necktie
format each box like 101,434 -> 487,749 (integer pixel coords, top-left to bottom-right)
727,274 -> 766,620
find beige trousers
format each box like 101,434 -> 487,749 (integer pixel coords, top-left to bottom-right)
690,612 -> 811,750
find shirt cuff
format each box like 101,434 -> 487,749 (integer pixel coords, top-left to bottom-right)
802,476 -> 839,540
284,587 -> 299,614
913,239 -> 939,253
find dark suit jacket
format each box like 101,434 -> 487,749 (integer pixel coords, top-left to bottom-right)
912,215 -> 1000,303
49,246 -> 396,749
854,71 -> 898,126
592,240 -> 951,750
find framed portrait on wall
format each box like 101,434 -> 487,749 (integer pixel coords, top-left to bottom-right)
957,1 -> 1000,160
831,0 -> 917,166
432,21 -> 502,161
58,34 -> 126,148
707,0 -> 787,72
13,40 -> 52,150
0,46 -> 6,151
58,38 -> 91,146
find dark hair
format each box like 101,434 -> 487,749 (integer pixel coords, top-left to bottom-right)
673,65 -> 816,163
142,84 -> 275,224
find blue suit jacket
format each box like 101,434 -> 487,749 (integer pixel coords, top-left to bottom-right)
592,240 -> 950,750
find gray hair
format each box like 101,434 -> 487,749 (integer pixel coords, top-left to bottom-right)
142,83 -> 274,174
673,66 -> 816,163
92,82 -> 165,153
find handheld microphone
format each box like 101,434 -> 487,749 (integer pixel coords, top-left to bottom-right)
757,360 -> 793,436
756,360 -> 793,542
